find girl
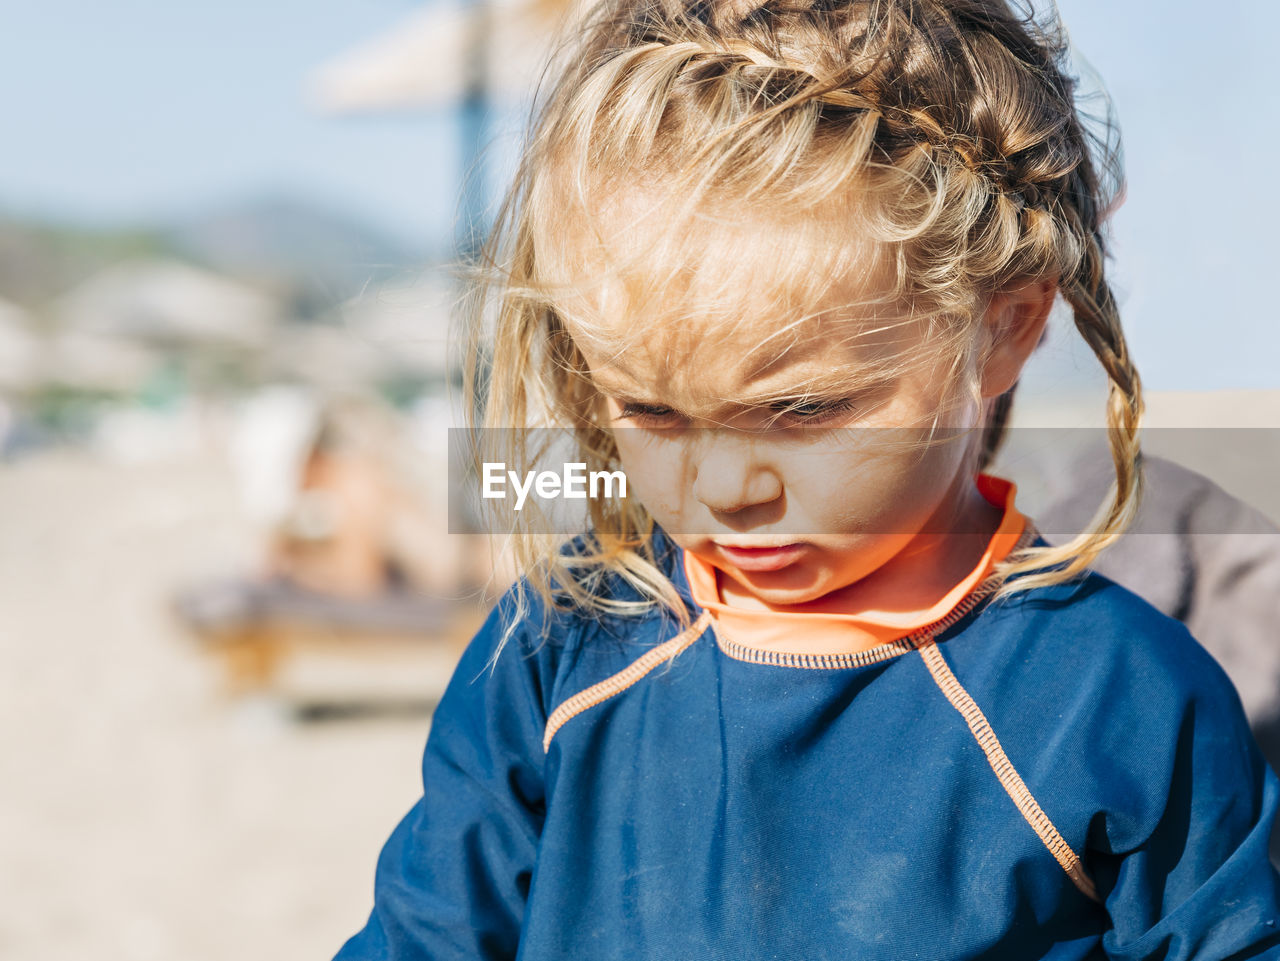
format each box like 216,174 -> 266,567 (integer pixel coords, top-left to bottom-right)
336,0 -> 1280,957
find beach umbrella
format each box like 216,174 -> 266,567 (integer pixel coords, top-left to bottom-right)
310,0 -> 584,257
309,0 -> 579,114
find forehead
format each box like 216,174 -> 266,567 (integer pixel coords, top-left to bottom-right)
538,188 -> 924,402
577,319 -> 913,413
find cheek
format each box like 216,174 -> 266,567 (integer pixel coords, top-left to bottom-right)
782,431 -> 972,531
875,435 -> 976,531
830,379 -> 981,523
610,431 -> 692,523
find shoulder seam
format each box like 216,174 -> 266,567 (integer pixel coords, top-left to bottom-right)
542,611 -> 713,753
918,641 -> 1101,903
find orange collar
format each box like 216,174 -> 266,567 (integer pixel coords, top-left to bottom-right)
683,475 -> 1027,657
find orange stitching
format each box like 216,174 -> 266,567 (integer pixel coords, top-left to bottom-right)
542,612 -> 712,753
714,629 -> 923,669
919,643 -> 1100,902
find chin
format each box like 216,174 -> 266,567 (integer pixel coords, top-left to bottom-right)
754,588 -> 831,607
727,568 -> 843,606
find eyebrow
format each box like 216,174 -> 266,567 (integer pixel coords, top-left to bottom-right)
737,375 -> 897,405
593,375 -> 898,414
585,368 -> 650,399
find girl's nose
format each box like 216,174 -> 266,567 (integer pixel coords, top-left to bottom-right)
691,437 -> 783,514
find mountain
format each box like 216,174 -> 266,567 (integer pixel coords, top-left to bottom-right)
162,195 -> 433,319
0,194 -> 443,323
0,219 -> 168,311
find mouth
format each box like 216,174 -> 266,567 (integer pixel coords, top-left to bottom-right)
714,542 -> 807,572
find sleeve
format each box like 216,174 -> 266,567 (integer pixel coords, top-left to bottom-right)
1094,634 -> 1280,961
333,596 -> 557,961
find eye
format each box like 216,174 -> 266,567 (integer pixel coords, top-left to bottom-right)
769,397 -> 860,426
616,402 -> 684,427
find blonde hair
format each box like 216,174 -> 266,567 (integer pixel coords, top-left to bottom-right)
466,0 -> 1143,625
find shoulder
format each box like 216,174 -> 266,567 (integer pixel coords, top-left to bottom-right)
944,570 -> 1253,784
940,570 -> 1272,860
451,536 -> 688,724
963,568 -> 1238,705
946,567 -> 1259,786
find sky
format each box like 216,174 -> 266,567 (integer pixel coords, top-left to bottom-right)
0,0 -> 458,246
1,0 -> 1277,391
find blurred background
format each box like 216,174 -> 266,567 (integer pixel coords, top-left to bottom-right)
1,1 -> 1278,959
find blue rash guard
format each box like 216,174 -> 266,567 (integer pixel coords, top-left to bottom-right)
334,534 -> 1280,960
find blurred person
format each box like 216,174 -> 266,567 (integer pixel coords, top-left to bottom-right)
261,394 -> 498,601
265,402 -> 403,598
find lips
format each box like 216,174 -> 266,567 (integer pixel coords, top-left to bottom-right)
714,542 -> 807,572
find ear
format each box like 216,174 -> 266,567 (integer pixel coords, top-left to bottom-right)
978,279 -> 1057,398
